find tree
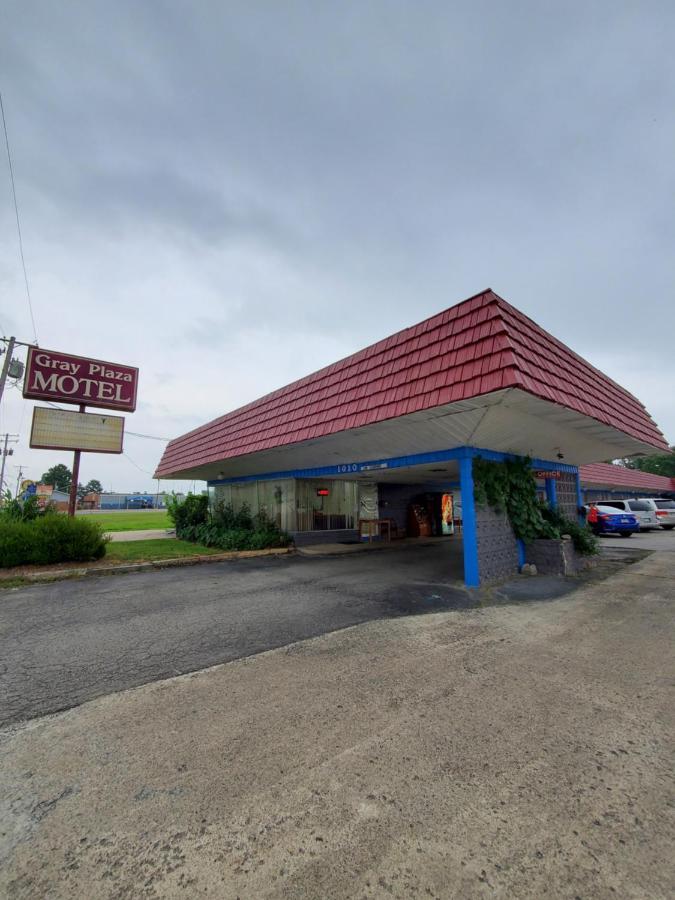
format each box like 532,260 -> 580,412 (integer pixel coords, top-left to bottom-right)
84,479 -> 103,495
624,450 -> 675,478
41,464 -> 72,493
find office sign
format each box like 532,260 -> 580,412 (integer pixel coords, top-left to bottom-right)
534,470 -> 562,479
23,347 -> 138,412
30,407 -> 125,454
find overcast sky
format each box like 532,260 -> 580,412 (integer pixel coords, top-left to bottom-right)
1,1 -> 673,494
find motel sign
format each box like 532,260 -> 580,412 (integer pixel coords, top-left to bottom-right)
23,347 -> 138,413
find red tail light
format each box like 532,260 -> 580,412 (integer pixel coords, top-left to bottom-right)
599,514 -> 610,520
656,510 -> 668,517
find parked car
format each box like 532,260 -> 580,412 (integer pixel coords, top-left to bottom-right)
597,499 -> 658,531
127,496 -> 154,509
635,498 -> 675,530
584,505 -> 639,537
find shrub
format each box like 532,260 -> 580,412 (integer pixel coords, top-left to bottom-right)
0,514 -> 108,568
539,503 -> 599,556
168,494 -> 290,551
211,500 -> 254,531
0,492 -> 41,523
166,493 -> 209,535
180,522 -> 290,551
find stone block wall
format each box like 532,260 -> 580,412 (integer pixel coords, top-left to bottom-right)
475,503 -> 520,582
525,538 -> 594,575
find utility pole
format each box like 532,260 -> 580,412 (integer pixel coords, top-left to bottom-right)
14,464 -> 24,497
0,433 -> 19,501
0,336 -> 16,406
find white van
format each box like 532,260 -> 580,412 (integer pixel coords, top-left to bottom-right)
598,499 -> 658,530
636,498 -> 675,530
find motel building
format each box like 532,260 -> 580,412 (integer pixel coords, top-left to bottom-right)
155,290 -> 670,587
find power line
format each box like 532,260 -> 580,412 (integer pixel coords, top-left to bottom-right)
0,91 -> 38,344
40,400 -> 170,441
126,430 -> 170,442
123,451 -> 156,477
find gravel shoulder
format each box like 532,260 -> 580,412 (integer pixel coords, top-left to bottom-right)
1,551 -> 673,899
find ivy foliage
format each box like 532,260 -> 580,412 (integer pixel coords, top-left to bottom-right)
473,456 -> 550,543
472,456 -> 597,555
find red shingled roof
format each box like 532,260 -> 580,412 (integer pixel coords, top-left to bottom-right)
580,463 -> 675,493
155,289 -> 668,477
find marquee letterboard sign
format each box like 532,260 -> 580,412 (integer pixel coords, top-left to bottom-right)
23,347 -> 139,412
30,407 -> 125,454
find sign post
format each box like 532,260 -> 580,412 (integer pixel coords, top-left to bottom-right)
68,404 -> 86,517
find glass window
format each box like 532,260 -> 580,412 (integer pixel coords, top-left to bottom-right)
212,480 -> 296,531
655,500 -> 675,509
295,479 -> 359,531
601,502 -> 623,510
627,501 -> 650,511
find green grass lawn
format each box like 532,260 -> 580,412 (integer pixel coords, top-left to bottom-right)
79,510 -> 172,531
104,538 -> 222,562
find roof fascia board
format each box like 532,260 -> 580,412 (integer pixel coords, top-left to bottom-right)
207,445 -> 577,486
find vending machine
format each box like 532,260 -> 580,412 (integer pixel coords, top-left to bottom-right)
441,493 -> 454,535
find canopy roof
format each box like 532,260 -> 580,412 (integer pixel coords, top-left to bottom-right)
156,289 -> 668,480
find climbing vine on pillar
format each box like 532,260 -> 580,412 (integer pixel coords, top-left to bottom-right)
472,456 -> 554,544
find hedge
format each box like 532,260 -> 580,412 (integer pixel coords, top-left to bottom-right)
179,523 -> 290,551
0,515 -> 108,568
167,495 -> 291,551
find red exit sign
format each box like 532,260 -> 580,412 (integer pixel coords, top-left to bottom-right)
316,488 -> 330,496
23,347 -> 138,412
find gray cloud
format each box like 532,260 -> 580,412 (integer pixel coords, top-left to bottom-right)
0,0 -> 673,492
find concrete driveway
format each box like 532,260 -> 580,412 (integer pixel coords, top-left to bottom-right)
0,542 -> 468,728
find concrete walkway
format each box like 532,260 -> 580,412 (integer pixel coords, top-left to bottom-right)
1,551 -> 673,898
105,528 -> 175,542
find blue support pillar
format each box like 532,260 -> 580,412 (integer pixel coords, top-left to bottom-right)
459,454 -> 480,587
575,469 -> 585,524
545,477 -> 557,508
517,538 -> 526,569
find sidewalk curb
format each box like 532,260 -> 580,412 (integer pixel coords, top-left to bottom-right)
0,547 -> 295,586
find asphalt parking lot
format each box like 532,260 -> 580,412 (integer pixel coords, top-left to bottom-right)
595,527 -> 675,551
1,542 -> 470,728
2,531 -> 674,729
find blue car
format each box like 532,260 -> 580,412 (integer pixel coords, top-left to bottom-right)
586,505 -> 638,537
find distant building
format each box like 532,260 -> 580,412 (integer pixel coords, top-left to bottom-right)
34,483 -> 69,511
98,492 -> 183,510
578,463 -> 675,502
